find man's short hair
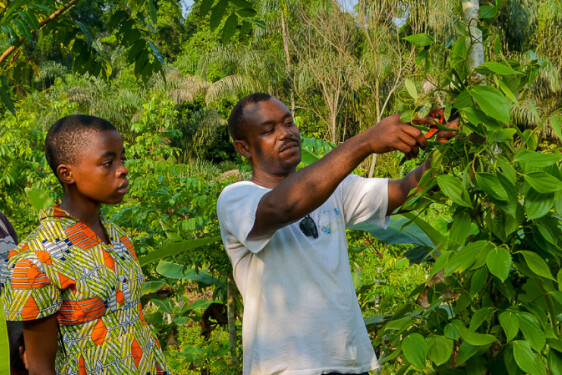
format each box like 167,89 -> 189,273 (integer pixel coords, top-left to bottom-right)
228,93 -> 272,141
45,114 -> 117,177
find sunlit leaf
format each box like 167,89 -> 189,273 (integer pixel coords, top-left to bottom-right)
486,247 -> 511,281
513,340 -> 547,375
427,335 -> 453,365
468,85 -> 511,124
404,33 -> 434,46
520,251 -> 555,280
402,333 -> 427,369
499,311 -> 519,342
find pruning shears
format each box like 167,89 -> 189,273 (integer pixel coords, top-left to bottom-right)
399,108 -> 455,165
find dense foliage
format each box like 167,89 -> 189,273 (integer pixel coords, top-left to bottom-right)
1,0 -> 561,373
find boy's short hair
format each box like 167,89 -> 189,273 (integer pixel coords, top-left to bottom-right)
228,93 -> 272,141
45,115 -> 117,177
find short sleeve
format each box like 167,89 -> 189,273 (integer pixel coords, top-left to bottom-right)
336,174 -> 390,228
217,182 -> 271,254
2,253 -> 62,321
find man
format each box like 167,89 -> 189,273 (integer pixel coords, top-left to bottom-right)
217,93 -> 455,374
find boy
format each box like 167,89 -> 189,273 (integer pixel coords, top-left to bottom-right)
2,115 -> 169,374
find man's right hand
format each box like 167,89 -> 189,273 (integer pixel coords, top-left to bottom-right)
366,114 -> 433,157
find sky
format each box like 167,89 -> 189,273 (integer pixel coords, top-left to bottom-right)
179,0 -> 359,17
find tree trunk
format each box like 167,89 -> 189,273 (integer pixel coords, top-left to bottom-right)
462,0 -> 485,80
280,4 -> 295,115
227,273 -> 239,367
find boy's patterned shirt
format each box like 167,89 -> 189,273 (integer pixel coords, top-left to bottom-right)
1,206 -> 169,375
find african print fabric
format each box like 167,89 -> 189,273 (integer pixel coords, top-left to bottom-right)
1,206 -> 169,374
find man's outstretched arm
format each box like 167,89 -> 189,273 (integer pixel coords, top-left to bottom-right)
250,114 -> 433,239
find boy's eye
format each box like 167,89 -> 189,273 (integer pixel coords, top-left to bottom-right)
102,160 -> 113,167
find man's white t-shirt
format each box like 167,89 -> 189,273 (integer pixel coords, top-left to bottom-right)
217,174 -> 389,375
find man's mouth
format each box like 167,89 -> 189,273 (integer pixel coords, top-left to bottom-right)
279,141 -> 300,153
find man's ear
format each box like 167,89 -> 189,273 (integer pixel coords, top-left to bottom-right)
56,164 -> 74,185
234,140 -> 251,159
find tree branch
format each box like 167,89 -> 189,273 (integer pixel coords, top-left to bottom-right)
0,0 -> 81,66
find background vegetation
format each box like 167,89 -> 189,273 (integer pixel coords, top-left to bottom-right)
1,0 -> 561,374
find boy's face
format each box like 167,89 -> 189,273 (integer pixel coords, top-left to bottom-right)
68,130 -> 129,205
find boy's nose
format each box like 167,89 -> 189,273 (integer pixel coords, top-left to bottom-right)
118,162 -> 129,176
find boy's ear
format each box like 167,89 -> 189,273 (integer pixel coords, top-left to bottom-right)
234,140 -> 251,159
56,164 -> 75,185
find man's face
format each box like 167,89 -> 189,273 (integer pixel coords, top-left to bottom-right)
69,130 -> 129,205
238,98 -> 301,179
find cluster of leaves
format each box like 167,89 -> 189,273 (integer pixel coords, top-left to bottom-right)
362,2 -> 562,374
198,0 -> 262,44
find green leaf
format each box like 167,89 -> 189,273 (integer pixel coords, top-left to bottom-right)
479,5 -> 498,19
548,349 -> 562,375
402,212 -> 445,246
142,280 -> 169,295
470,267 -> 488,297
437,175 -> 472,208
444,322 -> 461,340
525,189 -> 554,220
516,150 -> 562,167
405,78 -> 418,100
499,311 -> 519,342
229,0 -> 252,7
459,326 -> 497,346
498,77 -> 519,104
427,335 -> 453,366
520,251 -> 555,280
156,261 -> 216,285
138,237 -> 220,266
25,187 -> 54,210
518,312 -> 546,352
524,172 -> 562,193
457,342 -> 479,364
402,333 -> 427,369
236,8 -> 257,17
446,241 -> 493,275
147,41 -> 165,64
450,210 -> 471,247
468,85 -> 511,124
0,85 -> 15,115
151,298 -> 173,314
454,89 -> 472,109
476,172 -> 508,202
486,247 -> 512,281
351,214 -> 434,247
148,0 -> 158,24
512,340 -> 547,375
497,174 -> 518,217
490,128 -> 517,142
551,116 -> 562,141
221,13 -> 238,43
476,62 -> 522,76
404,33 -> 434,46
210,0 -> 228,31
558,269 -> 562,291
470,307 -> 494,330
200,0 -> 215,16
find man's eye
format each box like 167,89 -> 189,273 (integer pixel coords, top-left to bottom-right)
102,161 -> 113,167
